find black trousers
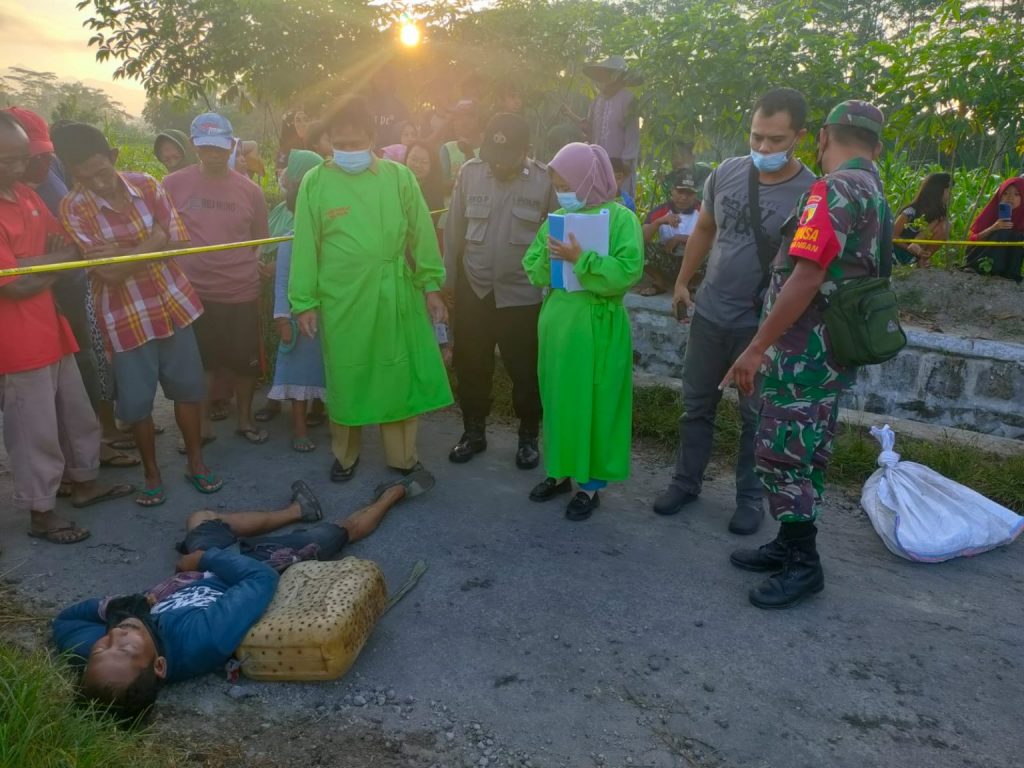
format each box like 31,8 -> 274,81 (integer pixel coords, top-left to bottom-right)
965,230 -> 1024,282
453,273 -> 542,437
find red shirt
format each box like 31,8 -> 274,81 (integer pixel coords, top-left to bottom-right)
0,184 -> 78,375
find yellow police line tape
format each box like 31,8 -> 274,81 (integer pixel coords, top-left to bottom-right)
0,233 -> 1004,278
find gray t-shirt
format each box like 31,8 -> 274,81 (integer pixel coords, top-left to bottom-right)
694,156 -> 816,328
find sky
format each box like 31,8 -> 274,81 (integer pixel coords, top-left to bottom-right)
0,0 -> 147,115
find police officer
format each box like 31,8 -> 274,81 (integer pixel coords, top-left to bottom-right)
721,101 -> 890,609
444,113 -> 557,469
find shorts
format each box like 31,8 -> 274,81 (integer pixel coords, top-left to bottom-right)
192,300 -> 261,376
111,325 -> 207,423
177,519 -> 349,563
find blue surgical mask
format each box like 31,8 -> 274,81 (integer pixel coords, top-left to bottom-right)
333,149 -> 372,174
751,142 -> 795,173
557,191 -> 585,212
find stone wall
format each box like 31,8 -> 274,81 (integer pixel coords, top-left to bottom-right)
626,294 -> 1024,440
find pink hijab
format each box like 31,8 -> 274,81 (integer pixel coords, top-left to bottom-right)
549,142 -> 619,207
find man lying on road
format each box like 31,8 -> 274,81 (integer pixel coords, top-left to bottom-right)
52,471 -> 433,721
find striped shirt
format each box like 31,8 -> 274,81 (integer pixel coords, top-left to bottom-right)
60,172 -> 203,353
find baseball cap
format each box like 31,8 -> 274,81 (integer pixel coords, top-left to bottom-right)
672,172 -> 697,191
190,112 -> 234,150
3,107 -> 53,155
480,112 -> 530,167
824,100 -> 884,138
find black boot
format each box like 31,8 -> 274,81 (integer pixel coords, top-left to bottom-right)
449,419 -> 486,463
729,527 -> 788,572
748,522 -> 824,610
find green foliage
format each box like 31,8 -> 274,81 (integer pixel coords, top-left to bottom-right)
0,644 -> 182,768
0,67 -> 131,129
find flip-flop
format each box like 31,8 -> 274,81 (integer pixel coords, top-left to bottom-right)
28,523 -> 91,545
135,486 -> 166,507
185,470 -> 224,494
71,483 -> 136,509
254,404 -> 280,422
177,434 -> 217,455
236,427 -> 269,445
106,437 -> 136,451
373,469 -> 436,502
291,436 -> 317,453
209,405 -> 230,421
290,480 -> 323,522
101,452 -> 142,468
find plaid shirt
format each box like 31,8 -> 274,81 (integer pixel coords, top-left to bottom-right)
60,172 -> 204,353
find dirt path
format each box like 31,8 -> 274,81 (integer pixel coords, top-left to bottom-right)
2,406 -> 1021,767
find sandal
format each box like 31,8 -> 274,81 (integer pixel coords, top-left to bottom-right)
291,436 -> 317,453
235,427 -> 269,445
209,404 -> 230,421
177,434 -> 217,455
28,524 -> 90,544
290,480 -> 323,522
101,452 -> 141,468
71,483 -> 136,509
373,468 -> 436,502
185,470 -> 224,494
254,403 -> 281,422
106,437 -> 137,451
135,486 -> 167,507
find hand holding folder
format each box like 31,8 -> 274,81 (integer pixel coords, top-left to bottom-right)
548,209 -> 611,293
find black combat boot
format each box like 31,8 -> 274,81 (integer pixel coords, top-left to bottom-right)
748,521 -> 824,610
449,418 -> 487,463
729,526 -> 788,572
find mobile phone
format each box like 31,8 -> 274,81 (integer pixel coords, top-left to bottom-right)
674,302 -> 688,321
434,322 -> 450,345
999,202 -> 1013,221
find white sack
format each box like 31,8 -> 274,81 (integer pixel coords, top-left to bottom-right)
860,425 -> 1024,562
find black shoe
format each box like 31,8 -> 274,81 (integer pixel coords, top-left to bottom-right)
652,485 -> 698,516
749,549 -> 824,609
729,532 -> 788,572
449,432 -> 486,463
728,504 -> 764,535
515,438 -> 540,470
330,457 -> 359,483
529,477 -> 572,502
566,491 -> 600,521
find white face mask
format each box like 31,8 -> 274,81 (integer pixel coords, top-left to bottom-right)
751,139 -> 796,173
557,191 -> 585,211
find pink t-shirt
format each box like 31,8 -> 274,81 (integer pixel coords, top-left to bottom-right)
163,166 -> 269,303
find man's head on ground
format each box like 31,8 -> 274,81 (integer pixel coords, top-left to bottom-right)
480,113 -> 530,181
817,100 -> 884,174
2,107 -> 55,185
52,122 -> 123,200
749,87 -> 808,174
190,112 -> 235,175
0,111 -> 30,191
80,596 -> 167,723
669,174 -> 698,214
323,96 -> 376,174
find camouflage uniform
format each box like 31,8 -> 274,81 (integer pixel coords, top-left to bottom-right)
756,109 -> 890,524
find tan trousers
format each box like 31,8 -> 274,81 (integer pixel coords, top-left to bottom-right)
330,417 -> 419,471
0,354 -> 101,511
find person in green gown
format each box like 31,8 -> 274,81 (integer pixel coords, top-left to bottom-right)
522,142 -> 644,520
289,96 -> 453,482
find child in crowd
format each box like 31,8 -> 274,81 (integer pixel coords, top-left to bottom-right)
268,151 -> 327,452
521,142 -> 643,521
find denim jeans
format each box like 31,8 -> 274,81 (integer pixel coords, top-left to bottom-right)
670,311 -> 764,510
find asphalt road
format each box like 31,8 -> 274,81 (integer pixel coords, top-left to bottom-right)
2,401 -> 1021,768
